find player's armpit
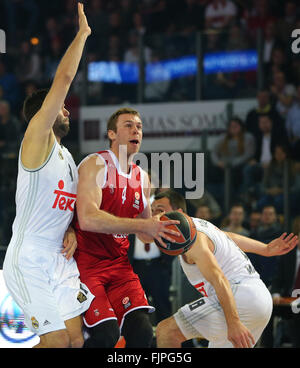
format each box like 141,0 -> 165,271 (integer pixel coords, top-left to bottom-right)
21,127 -> 56,170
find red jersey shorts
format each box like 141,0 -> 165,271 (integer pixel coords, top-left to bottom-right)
76,253 -> 155,330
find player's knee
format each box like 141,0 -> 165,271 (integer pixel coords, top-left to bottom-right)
40,330 -> 71,348
84,320 -> 120,348
156,318 -> 170,340
70,333 -> 84,348
55,332 -> 71,348
156,317 -> 182,346
122,310 -> 153,348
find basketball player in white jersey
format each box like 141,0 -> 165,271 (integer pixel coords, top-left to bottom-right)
3,3 -> 94,348
152,191 -> 298,348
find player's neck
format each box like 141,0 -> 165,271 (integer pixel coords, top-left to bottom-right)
110,147 -> 132,174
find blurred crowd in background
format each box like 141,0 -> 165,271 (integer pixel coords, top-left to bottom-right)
0,0 -> 300,348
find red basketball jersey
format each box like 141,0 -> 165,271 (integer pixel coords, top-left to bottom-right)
74,150 -> 147,262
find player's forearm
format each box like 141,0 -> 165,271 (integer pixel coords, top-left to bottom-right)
54,31 -> 89,85
225,232 -> 268,256
211,274 -> 240,326
79,209 -> 148,234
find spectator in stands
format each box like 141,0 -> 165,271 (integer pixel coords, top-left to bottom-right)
286,84 -> 300,160
242,114 -> 288,197
86,0 -> 109,54
0,100 -> 20,154
203,28 -> 221,53
120,0 -> 135,30
204,0 -> 237,30
44,38 -> 64,83
226,24 -> 249,51
124,31 -> 152,64
202,29 -> 233,99
144,51 -> 170,102
247,205 -> 283,308
195,205 -> 213,222
44,17 -> 63,48
241,0 -> 276,42
108,11 -> 123,37
276,1 -> 298,46
271,215 -> 300,348
107,34 -> 123,61
262,20 -> 280,66
210,117 -> 255,191
270,71 -> 296,118
15,40 -> 42,85
256,144 -> 293,214
0,60 -> 20,110
188,190 -> 222,223
204,69 -> 248,99
248,210 -> 261,235
143,0 -> 169,34
180,0 -> 204,33
265,47 -> 292,88
61,0 -> 78,47
3,0 -> 39,44
245,89 -> 285,138
131,12 -> 147,36
221,204 -> 250,236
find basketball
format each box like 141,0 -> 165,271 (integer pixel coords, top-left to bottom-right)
154,211 -> 197,256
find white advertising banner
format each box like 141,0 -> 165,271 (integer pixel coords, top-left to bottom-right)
79,99 -> 256,154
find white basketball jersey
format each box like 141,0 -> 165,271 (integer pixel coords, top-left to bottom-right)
179,217 -> 260,298
10,139 -> 78,247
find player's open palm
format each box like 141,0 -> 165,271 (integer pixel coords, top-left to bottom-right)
78,2 -> 91,37
147,212 -> 180,248
227,320 -> 255,348
266,232 -> 298,257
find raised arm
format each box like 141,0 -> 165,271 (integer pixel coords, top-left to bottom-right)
22,3 -> 91,169
224,231 -> 298,257
187,231 -> 255,348
76,156 -> 180,246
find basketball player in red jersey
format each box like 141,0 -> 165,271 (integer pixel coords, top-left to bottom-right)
73,107 -> 180,348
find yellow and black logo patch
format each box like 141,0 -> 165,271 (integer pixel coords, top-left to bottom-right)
31,316 -> 39,329
77,291 -> 87,303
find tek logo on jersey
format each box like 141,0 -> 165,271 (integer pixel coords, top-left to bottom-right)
194,281 -> 208,297
52,180 -> 76,212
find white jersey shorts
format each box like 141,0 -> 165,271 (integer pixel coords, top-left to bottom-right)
3,235 -> 94,336
174,277 -> 273,348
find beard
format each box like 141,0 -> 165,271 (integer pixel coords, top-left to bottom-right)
53,115 -> 70,139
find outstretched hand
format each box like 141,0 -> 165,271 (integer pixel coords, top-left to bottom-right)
266,232 -> 298,257
78,2 -> 91,37
146,211 -> 181,249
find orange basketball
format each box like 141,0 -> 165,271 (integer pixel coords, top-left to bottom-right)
155,211 -> 197,256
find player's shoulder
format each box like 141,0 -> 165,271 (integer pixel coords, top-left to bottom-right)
78,153 -> 106,173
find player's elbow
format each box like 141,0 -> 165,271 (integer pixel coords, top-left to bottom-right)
210,273 -> 229,292
77,211 -> 92,232
54,71 -> 73,88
